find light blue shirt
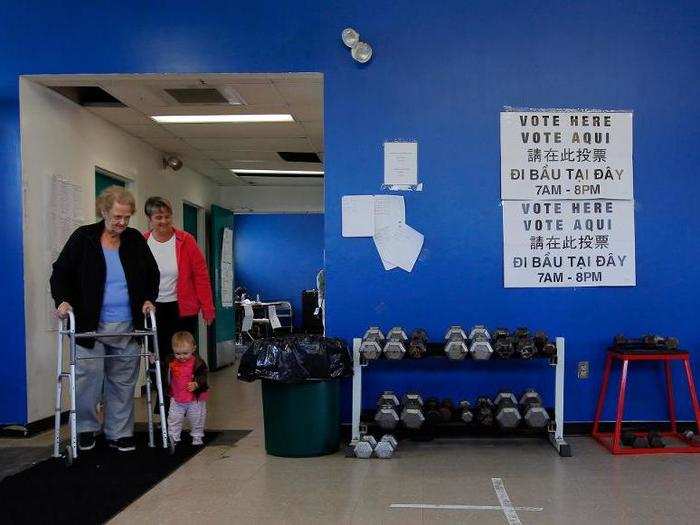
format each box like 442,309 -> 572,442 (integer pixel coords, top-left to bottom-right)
100,247 -> 132,323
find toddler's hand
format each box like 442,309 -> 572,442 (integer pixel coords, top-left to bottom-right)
186,381 -> 198,392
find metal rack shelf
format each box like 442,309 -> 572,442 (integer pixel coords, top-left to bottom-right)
350,336 -> 571,457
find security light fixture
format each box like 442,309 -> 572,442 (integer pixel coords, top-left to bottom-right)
341,27 -> 373,64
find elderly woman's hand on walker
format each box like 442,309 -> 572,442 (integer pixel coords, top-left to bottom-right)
57,301 -> 73,319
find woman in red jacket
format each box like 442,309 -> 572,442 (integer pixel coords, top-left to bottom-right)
144,197 -> 215,409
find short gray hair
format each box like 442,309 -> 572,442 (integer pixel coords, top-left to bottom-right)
144,196 -> 173,217
96,186 -> 136,216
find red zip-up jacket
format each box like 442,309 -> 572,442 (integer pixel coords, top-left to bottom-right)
144,228 -> 215,321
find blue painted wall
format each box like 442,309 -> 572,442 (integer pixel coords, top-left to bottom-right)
2,1 -> 699,424
234,214 -> 324,328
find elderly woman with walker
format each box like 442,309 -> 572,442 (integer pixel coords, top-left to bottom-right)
51,186 -> 160,454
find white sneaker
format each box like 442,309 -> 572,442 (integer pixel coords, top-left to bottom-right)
192,437 -> 204,446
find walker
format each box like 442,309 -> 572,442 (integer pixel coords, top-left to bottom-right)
53,310 -> 173,465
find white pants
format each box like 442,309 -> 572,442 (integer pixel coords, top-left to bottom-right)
167,399 -> 207,441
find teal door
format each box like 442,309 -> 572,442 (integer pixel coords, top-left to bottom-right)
208,205 -> 235,369
183,202 -> 198,240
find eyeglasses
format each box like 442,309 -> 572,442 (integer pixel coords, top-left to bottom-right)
107,212 -> 132,224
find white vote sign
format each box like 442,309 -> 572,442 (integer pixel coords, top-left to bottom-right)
502,200 -> 636,288
501,110 -> 633,200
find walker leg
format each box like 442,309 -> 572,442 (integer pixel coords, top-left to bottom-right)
143,334 -> 154,448
53,324 -> 64,458
69,334 -> 78,460
149,311 -> 169,449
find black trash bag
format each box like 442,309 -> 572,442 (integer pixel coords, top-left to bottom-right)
237,337 -> 309,383
238,335 -> 352,383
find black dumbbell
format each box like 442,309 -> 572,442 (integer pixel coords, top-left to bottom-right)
400,392 -> 425,429
494,391 -> 522,429
475,397 -> 495,427
439,399 -> 455,423
534,331 -> 556,357
514,327 -> 536,359
375,391 -> 400,431
621,431 -> 649,448
424,397 -> 442,425
407,329 -> 428,359
647,430 -> 665,448
519,390 -> 550,429
493,328 -> 515,359
459,400 -> 474,424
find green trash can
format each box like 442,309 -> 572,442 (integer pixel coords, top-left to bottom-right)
261,379 -> 341,457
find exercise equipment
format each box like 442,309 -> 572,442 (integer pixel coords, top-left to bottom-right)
534,331 -> 556,357
384,326 -> 408,360
475,397 -> 495,427
459,400 -> 474,424
360,327 -> 384,360
621,431 -> 649,448
444,325 -> 468,360
401,392 -> 425,429
354,435 -> 377,458
647,430 -> 665,448
374,434 -> 398,458
519,389 -> 550,429
469,325 -> 493,360
407,328 -> 428,359
492,328 -> 514,359
514,327 -> 536,359
494,391 -> 522,429
439,398 -> 455,423
375,391 -> 400,430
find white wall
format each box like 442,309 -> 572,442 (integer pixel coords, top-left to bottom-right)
217,185 -> 324,213
20,79 -> 218,423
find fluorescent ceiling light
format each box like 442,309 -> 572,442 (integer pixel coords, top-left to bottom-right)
231,169 -> 324,175
151,114 -> 294,123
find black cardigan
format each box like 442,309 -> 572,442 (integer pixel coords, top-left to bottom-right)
50,221 -> 160,348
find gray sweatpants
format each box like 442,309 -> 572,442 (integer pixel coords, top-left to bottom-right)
167,400 -> 207,441
75,336 -> 140,440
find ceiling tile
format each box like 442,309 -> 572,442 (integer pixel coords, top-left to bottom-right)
120,123 -> 176,139
86,107 -> 154,126
187,137 -> 315,152
274,81 -> 323,106
161,121 -> 306,139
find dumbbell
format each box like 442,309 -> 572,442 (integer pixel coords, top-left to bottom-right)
374,434 -> 398,459
469,325 -> 493,360
513,327 -> 536,359
534,331 -> 556,357
458,400 -> 474,424
424,397 -> 442,425
401,392 -> 425,429
492,328 -> 514,359
494,391 -> 522,429
642,335 -> 680,351
360,327 -> 384,360
384,327 -> 408,360
621,431 -> 649,448
354,435 -> 377,458
444,326 -> 468,360
407,329 -> 428,359
475,397 -> 495,427
375,391 -> 400,431
681,430 -> 700,447
519,390 -> 550,429
439,399 -> 455,423
647,430 -> 665,448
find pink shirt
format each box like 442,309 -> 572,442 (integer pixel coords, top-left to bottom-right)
169,357 -> 209,403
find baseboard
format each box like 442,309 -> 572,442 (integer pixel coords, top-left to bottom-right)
1,412 -> 69,438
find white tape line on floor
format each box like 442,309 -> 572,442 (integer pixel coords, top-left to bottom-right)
492,477 -> 521,525
390,504 -> 543,512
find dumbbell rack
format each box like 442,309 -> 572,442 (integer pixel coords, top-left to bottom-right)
349,336 -> 571,457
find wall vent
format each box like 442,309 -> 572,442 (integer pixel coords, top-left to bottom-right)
277,152 -> 322,163
48,86 -> 125,107
164,86 -> 245,105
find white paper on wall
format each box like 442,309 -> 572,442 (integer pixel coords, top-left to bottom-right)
373,195 -> 405,270
221,227 -> 234,307
502,199 -> 636,287
342,195 -> 374,237
382,222 -> 424,272
500,110 -> 634,200
384,141 -> 418,186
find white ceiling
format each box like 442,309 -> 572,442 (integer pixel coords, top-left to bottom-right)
27,73 -> 323,187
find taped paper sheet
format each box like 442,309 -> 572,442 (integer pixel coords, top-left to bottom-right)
242,303 -> 253,332
384,141 -> 418,186
268,305 -> 282,329
381,222 -> 424,272
373,195 -> 405,270
342,195 -> 374,237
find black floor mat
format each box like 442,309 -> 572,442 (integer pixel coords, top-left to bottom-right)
0,431 -> 223,524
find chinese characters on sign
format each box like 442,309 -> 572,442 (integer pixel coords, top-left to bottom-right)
500,110 -> 636,288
